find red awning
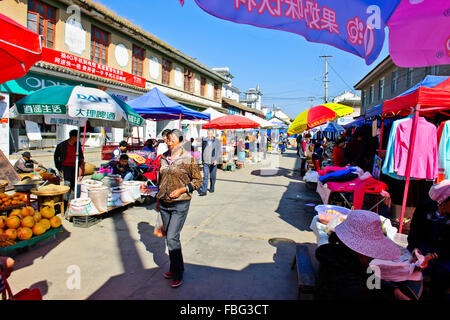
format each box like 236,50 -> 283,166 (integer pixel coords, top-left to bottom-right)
383,76 -> 450,117
202,115 -> 260,129
0,13 -> 42,84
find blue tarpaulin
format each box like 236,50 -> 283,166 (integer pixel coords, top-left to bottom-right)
128,87 -> 210,120
323,122 -> 345,133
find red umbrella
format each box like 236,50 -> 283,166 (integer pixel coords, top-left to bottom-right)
0,13 -> 43,84
202,115 -> 260,129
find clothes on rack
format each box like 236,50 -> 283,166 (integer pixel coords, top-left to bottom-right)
394,116 -> 438,180
438,120 -> 450,180
381,115 -> 413,180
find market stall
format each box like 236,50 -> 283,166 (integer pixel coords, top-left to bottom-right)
202,115 -> 260,170
380,75 -> 450,233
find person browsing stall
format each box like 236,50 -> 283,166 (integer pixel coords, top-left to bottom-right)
333,136 -> 347,167
112,141 -> 128,160
108,154 -> 135,181
315,210 -> 413,300
407,180 -> 450,299
54,129 -> 84,193
198,129 -> 221,196
14,152 -> 43,173
156,129 -> 202,288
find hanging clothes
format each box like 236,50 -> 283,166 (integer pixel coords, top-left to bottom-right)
394,116 -> 438,180
381,115 -> 413,180
438,120 -> 450,180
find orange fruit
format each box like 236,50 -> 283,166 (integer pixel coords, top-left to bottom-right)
5,229 -> 17,240
17,227 -> 33,240
41,206 -> 55,219
49,216 -> 62,228
21,206 -> 34,217
5,216 -> 21,229
32,212 -> 42,223
39,218 -> 51,231
21,216 -> 35,228
32,223 -> 46,236
9,210 -> 22,219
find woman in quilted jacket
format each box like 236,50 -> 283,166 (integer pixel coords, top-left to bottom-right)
156,129 -> 202,288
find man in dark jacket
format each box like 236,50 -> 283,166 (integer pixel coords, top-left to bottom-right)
108,154 -> 135,181
54,129 -> 84,192
198,129 -> 221,196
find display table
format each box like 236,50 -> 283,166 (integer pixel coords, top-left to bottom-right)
316,181 -> 390,211
309,215 -> 408,248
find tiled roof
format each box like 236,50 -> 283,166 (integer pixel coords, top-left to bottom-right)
222,97 -> 265,116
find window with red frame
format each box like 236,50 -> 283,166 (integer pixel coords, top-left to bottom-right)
184,69 -> 194,93
91,26 -> 109,65
162,59 -> 172,85
200,77 -> 206,96
214,83 -> 221,101
132,45 -> 145,77
27,0 -> 56,49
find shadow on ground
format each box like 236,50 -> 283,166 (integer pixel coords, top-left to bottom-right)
87,212 -> 300,300
8,226 -> 72,271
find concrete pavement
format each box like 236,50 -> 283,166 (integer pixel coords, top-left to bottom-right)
6,147 -> 321,300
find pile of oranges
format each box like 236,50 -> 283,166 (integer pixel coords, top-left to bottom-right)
0,205 -> 62,248
0,193 -> 27,207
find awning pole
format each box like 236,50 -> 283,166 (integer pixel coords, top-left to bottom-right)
398,104 -> 421,234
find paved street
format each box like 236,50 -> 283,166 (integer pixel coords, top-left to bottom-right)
6,147 -> 321,300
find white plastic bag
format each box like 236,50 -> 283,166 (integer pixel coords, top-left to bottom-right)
153,213 -> 165,238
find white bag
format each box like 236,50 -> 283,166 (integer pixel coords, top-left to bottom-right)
120,186 -> 135,203
68,198 -> 100,217
108,187 -> 124,207
88,185 -> 108,213
123,181 -> 141,201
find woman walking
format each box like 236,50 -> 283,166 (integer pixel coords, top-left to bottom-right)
156,129 -> 202,288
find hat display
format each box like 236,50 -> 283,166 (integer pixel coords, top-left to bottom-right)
429,180 -> 450,205
335,210 -> 401,261
22,152 -> 31,158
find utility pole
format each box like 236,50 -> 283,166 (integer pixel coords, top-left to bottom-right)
319,55 -> 332,103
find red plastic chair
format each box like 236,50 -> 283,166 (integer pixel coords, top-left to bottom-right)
142,155 -> 162,184
1,271 -> 42,300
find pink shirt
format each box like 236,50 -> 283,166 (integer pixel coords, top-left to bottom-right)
394,117 -> 438,179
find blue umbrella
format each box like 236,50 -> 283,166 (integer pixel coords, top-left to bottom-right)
128,87 -> 210,121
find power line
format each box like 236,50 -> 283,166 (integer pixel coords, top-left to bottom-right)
327,61 -> 356,93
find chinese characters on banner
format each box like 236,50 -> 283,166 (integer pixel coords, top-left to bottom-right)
22,104 -> 66,114
42,47 -> 146,88
193,0 -> 401,65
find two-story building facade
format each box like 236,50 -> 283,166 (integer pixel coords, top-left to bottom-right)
354,55 -> 450,116
0,0 -> 228,153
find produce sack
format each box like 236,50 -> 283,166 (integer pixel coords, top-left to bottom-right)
123,181 -> 141,201
80,180 -> 103,198
68,198 -> 99,217
103,174 -> 122,188
87,186 -> 108,213
108,187 -> 123,207
118,186 -> 135,204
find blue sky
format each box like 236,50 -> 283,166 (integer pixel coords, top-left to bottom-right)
97,0 -> 389,119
